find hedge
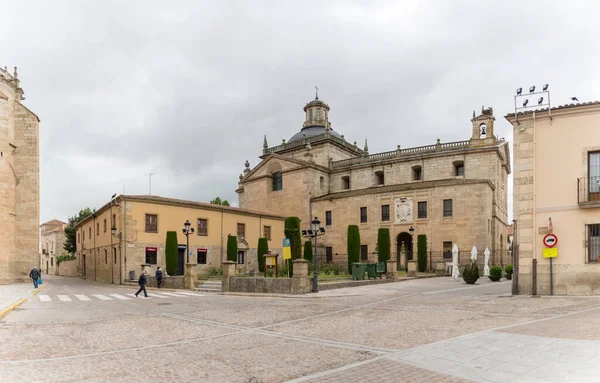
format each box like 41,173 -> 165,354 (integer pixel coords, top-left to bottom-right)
165,231 -> 178,276
347,225 -> 360,272
377,228 -> 391,264
417,234 -> 427,272
227,235 -> 238,262
303,240 -> 313,263
257,238 -> 269,272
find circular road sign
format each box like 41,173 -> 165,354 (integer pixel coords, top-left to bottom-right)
543,233 -> 558,248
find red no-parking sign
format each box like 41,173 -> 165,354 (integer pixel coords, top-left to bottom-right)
543,234 -> 558,248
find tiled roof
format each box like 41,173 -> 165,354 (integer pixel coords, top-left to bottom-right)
505,101 -> 600,118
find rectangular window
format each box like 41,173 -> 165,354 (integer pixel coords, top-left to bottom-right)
112,214 -> 116,229
197,249 -> 207,264
326,247 -> 333,263
237,250 -> 245,264
113,248 -> 117,264
145,247 -> 157,264
316,108 -> 321,120
89,227 -> 91,239
456,165 -> 465,176
78,233 -> 80,243
237,223 -> 246,238
360,245 -> 368,261
443,199 -> 453,217
104,249 -> 108,264
375,171 -> 384,185
272,172 -> 283,191
413,166 -> 422,181
342,176 -> 350,190
418,201 -> 427,219
197,219 -> 208,236
145,214 -> 158,232
325,211 -> 332,226
103,219 -> 107,233
51,257 -> 53,266
443,242 -> 453,259
360,207 -> 368,223
381,205 -> 390,221
587,224 -> 600,263
263,225 -> 271,240
589,152 -> 600,195
97,222 -> 99,235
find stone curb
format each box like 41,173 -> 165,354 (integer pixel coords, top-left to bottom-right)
0,283 -> 48,320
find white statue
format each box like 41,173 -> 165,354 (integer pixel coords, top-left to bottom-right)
484,247 -> 490,277
451,244 -> 460,281
470,246 -> 478,262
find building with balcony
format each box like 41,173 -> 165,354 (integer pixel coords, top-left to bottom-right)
237,94 -> 510,270
507,101 -> 600,295
40,219 -> 67,275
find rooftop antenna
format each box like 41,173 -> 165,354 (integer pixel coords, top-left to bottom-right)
149,172 -> 157,196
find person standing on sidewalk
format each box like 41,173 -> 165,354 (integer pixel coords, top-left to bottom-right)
29,267 -> 41,289
135,270 -> 148,298
155,266 -> 163,288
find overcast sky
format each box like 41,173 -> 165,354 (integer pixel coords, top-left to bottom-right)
3,0 -> 600,224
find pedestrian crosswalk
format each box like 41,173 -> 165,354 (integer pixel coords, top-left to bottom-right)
36,291 -> 204,302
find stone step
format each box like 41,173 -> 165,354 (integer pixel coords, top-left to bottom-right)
196,284 -> 221,290
200,281 -> 221,286
194,288 -> 221,293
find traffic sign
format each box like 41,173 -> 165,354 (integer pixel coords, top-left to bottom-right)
543,248 -> 558,258
543,233 -> 558,248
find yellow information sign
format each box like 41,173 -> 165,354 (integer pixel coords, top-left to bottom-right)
543,248 -> 558,258
283,247 -> 291,260
265,256 -> 275,266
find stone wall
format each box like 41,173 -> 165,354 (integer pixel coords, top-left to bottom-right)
146,275 -> 184,289
222,259 -> 311,294
57,259 -> 79,277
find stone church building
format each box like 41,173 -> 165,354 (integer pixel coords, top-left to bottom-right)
237,94 -> 510,270
0,67 -> 40,283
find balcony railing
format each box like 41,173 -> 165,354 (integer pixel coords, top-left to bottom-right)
578,177 -> 600,207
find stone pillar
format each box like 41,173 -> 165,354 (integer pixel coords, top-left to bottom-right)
291,259 -> 310,294
184,263 -> 198,290
407,260 -> 417,277
221,261 -> 236,292
386,260 -> 397,281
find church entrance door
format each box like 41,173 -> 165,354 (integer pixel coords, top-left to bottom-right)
396,232 -> 413,271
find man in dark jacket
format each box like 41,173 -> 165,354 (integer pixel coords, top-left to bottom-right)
135,270 -> 148,297
155,266 -> 163,288
29,267 -> 41,288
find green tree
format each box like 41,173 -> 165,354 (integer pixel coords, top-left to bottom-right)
63,207 -> 95,254
165,231 -> 178,276
347,225 -> 361,273
303,240 -> 313,263
417,234 -> 427,272
257,238 -> 269,272
227,235 -> 238,262
210,197 -> 230,206
284,217 -> 302,276
377,228 -> 391,269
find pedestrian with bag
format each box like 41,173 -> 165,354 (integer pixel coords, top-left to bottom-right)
155,266 -> 163,288
29,267 -> 41,289
135,270 -> 148,298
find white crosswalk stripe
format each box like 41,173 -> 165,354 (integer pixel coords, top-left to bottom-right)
39,295 -> 51,302
35,291 -> 205,303
75,294 -> 91,301
92,294 -> 112,301
176,292 -> 205,297
159,292 -> 189,297
109,294 -> 132,300
148,293 -> 170,298
57,295 -> 72,302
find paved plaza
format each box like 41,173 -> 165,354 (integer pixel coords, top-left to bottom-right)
2,276 -> 600,382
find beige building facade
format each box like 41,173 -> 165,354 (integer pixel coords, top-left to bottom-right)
40,219 -> 67,275
0,67 -> 40,283
507,102 -> 600,295
75,195 -> 285,284
238,95 -> 510,270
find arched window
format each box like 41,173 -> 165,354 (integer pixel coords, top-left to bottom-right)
272,172 -> 283,191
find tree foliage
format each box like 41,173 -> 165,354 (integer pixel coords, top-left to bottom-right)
165,231 -> 178,276
63,207 -> 95,254
284,217 -> 302,276
227,235 -> 238,262
210,197 -> 230,206
257,238 -> 269,272
377,228 -> 391,264
303,240 -> 313,263
347,225 -> 361,273
417,234 -> 427,272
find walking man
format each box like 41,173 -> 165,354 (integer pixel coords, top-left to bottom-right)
135,270 -> 148,298
29,267 -> 41,289
155,266 -> 163,288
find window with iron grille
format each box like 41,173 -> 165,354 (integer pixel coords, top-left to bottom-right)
237,250 -> 245,264
443,241 -> 453,259
145,247 -> 157,264
263,225 -> 271,240
326,247 -> 333,263
197,249 -> 207,264
418,201 -> 427,219
360,207 -> 368,223
381,205 -> 390,221
325,211 -> 332,226
145,214 -> 158,232
587,224 -> 600,263
237,223 -> 245,238
197,218 -> 208,236
443,199 -> 453,217
361,245 -> 368,261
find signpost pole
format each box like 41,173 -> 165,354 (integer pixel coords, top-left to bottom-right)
550,257 -> 553,296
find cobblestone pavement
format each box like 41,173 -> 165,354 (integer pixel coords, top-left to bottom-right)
2,276 -> 600,382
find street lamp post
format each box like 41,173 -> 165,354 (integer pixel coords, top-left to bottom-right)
109,193 -> 116,284
408,226 -> 415,270
182,220 -> 194,264
302,217 -> 325,293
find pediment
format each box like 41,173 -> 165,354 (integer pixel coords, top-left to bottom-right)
242,154 -> 326,182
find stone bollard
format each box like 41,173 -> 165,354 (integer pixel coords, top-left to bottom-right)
407,260 -> 417,277
221,261 -> 237,292
291,259 -> 310,294
436,261 -> 446,276
184,263 -> 198,290
386,260 -> 398,281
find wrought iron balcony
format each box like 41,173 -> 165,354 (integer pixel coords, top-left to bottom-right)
578,177 -> 600,207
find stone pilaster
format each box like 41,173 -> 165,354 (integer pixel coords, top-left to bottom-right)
386,260 -> 397,280
221,261 -> 236,292
184,263 -> 198,290
407,260 -> 417,277
291,259 -> 310,294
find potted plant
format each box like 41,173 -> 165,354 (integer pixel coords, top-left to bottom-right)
504,264 -> 513,280
462,261 -> 479,284
489,266 -> 502,281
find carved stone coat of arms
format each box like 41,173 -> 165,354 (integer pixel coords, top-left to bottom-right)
394,197 -> 413,223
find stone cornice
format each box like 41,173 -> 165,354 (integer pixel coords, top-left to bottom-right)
242,153 -> 329,182
310,178 -> 495,202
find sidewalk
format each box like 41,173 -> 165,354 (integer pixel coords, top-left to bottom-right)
0,283 -> 39,318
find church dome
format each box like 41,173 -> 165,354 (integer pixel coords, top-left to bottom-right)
289,126 -> 343,143
289,90 -> 343,143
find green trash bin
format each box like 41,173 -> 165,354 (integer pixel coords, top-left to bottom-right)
366,263 -> 378,279
352,262 -> 367,280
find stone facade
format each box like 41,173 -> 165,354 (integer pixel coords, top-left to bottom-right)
238,98 -> 510,270
75,195 -> 285,284
56,258 -> 79,277
40,219 -> 67,275
0,67 -> 40,284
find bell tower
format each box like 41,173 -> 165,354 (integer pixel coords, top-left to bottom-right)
469,106 -> 497,147
303,86 -> 331,129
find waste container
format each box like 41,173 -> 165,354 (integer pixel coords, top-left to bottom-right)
366,263 -> 378,279
352,262 -> 367,280
129,270 -> 136,281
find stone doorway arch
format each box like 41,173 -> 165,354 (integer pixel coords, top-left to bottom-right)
396,232 -> 413,271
